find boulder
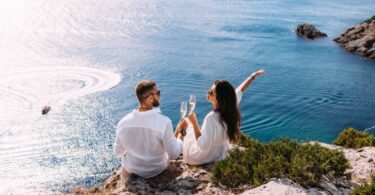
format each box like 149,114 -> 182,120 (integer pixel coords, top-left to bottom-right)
241,178 -> 309,195
295,23 -> 327,40
313,142 -> 375,184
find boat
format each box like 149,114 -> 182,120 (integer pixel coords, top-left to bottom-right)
42,105 -> 51,115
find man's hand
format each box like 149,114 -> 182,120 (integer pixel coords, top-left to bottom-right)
175,118 -> 188,139
177,132 -> 185,141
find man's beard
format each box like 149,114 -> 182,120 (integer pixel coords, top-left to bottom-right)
152,99 -> 160,107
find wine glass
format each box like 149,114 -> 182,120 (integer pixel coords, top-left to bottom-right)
180,102 -> 187,120
189,95 -> 196,114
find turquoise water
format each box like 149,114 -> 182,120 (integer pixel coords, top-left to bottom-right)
0,0 -> 375,193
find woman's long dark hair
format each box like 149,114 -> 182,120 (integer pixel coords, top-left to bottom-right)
214,80 -> 241,142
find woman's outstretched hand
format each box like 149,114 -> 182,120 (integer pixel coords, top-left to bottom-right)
237,69 -> 266,93
251,69 -> 265,78
175,118 -> 188,139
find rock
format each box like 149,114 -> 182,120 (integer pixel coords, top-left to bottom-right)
241,178 -> 308,195
295,23 -> 327,39
319,175 -> 353,195
241,176 -> 355,195
69,157 -> 238,194
319,176 -> 339,194
334,16 -> 375,60
306,188 -> 330,195
176,178 -> 199,190
311,142 -> 375,184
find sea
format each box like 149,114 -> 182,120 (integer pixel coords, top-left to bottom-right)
1,0 -> 375,193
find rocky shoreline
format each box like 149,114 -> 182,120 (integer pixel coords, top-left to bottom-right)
334,16 -> 375,60
71,143 -> 375,195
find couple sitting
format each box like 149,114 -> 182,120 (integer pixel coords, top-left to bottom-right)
114,69 -> 265,183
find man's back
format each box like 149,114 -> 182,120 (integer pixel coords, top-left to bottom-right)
114,108 -> 182,178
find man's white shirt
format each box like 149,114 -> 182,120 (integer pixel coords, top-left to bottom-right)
114,107 -> 182,178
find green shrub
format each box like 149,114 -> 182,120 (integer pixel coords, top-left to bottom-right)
290,143 -> 348,186
333,128 -> 375,149
212,134 -> 350,188
253,139 -> 298,182
212,135 -> 265,186
211,148 -> 253,187
350,176 -> 375,195
234,132 -> 262,148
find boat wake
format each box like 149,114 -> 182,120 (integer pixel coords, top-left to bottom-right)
0,66 -> 121,116
364,125 -> 375,133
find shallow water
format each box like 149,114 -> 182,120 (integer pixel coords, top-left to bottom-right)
1,0 -> 375,193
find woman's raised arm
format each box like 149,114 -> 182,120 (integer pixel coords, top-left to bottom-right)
236,69 -> 265,93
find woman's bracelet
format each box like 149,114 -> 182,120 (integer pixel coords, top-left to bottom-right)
250,75 -> 256,80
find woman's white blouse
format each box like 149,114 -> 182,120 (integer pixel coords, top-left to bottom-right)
183,89 -> 243,165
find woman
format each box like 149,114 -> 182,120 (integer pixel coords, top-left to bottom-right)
177,69 -> 265,165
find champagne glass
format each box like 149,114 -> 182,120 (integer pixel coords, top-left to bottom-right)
180,102 -> 187,120
189,95 -> 196,113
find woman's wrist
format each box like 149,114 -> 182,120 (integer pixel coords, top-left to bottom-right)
250,74 -> 256,80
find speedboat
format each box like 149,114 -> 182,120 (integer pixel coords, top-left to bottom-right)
42,105 -> 51,115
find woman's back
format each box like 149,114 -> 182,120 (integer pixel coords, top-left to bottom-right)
183,111 -> 230,165
183,90 -> 242,165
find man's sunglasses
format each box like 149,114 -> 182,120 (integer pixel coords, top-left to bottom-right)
143,90 -> 160,98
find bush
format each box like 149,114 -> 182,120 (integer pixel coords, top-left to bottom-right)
212,135 -> 265,186
350,176 -> 375,195
211,148 -> 253,187
289,143 -> 348,186
234,132 -> 262,148
333,128 -> 375,149
211,134 -> 350,188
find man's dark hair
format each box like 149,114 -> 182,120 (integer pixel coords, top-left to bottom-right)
135,80 -> 157,102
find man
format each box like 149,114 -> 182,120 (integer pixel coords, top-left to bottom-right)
114,80 -> 185,182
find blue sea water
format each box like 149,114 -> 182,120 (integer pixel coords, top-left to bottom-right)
0,0 -> 375,193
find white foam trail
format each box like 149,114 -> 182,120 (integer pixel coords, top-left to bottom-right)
0,66 -> 121,114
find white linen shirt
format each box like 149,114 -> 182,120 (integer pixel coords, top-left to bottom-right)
114,107 -> 182,178
183,89 -> 243,165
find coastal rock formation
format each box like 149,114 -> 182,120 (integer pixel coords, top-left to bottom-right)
295,23 -> 327,39
71,157 -> 244,194
71,143 -> 375,195
240,177 -> 350,195
334,16 -> 375,59
315,142 -> 375,184
241,179 -> 313,195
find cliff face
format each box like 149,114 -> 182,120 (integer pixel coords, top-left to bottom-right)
71,143 -> 375,195
334,16 -> 375,60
